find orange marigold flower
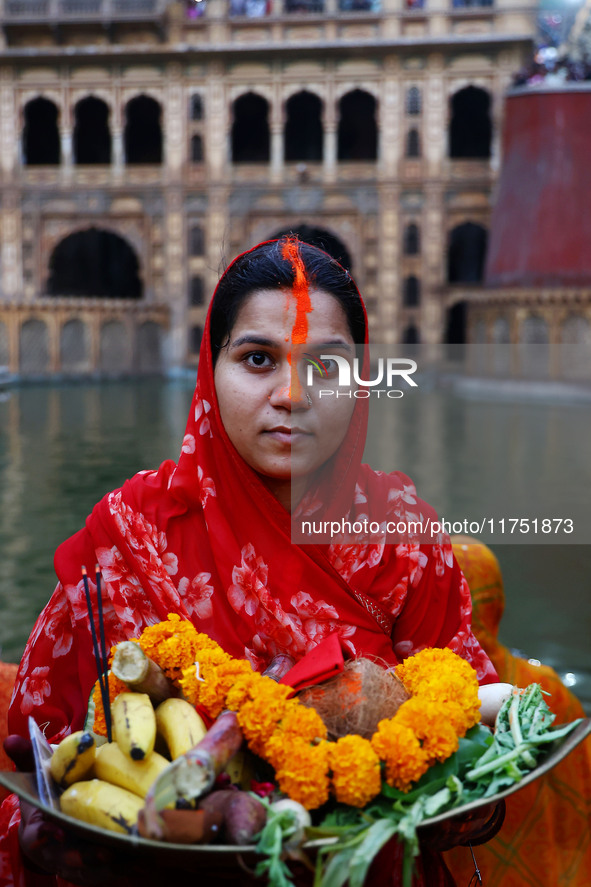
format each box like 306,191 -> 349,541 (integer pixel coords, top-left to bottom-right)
273,700 -> 327,744
236,684 -> 291,756
371,718 -> 430,792
267,736 -> 330,810
395,697 -> 459,764
329,735 -> 381,807
225,672 -> 264,711
197,659 -> 255,719
395,647 -> 481,731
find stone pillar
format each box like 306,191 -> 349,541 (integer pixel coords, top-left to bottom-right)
0,191 -> 22,299
207,61 -> 227,183
380,57 -> 400,180
378,185 -> 400,344
270,123 -> 284,183
323,98 -> 337,183
164,63 -> 184,184
0,70 -> 18,180
60,128 -> 73,183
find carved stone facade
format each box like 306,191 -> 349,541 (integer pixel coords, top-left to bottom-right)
0,0 -> 537,375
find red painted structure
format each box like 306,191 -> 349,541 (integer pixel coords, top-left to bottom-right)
485,87 -> 591,287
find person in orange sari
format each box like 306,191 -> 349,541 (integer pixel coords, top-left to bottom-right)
444,536 -> 591,887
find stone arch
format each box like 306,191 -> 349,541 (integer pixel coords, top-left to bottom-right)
491,315 -> 511,376
124,95 -> 163,165
406,129 -> 420,158
402,324 -> 420,345
73,96 -> 111,164
447,222 -> 488,283
334,81 -> 380,103
99,319 -> 131,374
444,301 -> 467,345
337,89 -> 377,161
189,324 -> 203,355
269,224 -> 353,271
282,83 -> 326,104
47,227 -> 142,298
19,319 -> 49,374
60,318 -> 90,373
403,275 -> 420,307
189,224 -> 205,256
22,97 -> 60,165
406,85 -> 421,115
137,321 -> 164,373
190,93 -> 204,120
285,91 -> 323,162
560,313 -> 591,380
519,314 -> 549,379
231,92 -> 270,163
449,85 -> 492,159
403,222 -> 420,255
191,134 -> 204,163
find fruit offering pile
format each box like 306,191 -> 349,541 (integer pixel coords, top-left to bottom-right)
48,647 -> 269,847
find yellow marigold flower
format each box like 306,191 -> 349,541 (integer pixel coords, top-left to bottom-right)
91,675 -> 128,737
329,735 -> 381,807
268,736 -> 330,810
371,718 -> 430,792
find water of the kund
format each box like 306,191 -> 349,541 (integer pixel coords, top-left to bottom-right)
0,377 -> 589,714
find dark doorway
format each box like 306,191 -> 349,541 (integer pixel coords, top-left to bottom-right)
270,224 -> 352,271
403,223 -> 420,255
449,86 -> 492,159
47,228 -> 142,298
403,276 -> 420,307
444,301 -> 468,344
337,90 -> 377,161
124,96 -> 163,164
406,129 -> 420,158
23,98 -> 60,165
447,222 -> 488,283
285,92 -> 323,162
231,93 -> 270,163
73,97 -> 111,164
402,324 -> 420,345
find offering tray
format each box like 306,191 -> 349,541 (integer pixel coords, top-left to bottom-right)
1,717 -> 589,868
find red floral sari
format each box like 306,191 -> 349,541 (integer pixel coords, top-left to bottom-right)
0,242 -> 497,887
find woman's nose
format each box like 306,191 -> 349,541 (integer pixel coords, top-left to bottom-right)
268,363 -> 309,410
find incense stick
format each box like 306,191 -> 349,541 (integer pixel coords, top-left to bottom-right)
81,565 -> 112,742
95,565 -> 112,742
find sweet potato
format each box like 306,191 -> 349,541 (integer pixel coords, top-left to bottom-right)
198,788 -> 236,841
224,791 -> 267,846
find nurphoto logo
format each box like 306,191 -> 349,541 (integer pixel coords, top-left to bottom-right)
304,354 -> 419,399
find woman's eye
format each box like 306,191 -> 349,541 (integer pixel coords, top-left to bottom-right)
244,351 -> 273,369
321,359 -> 339,377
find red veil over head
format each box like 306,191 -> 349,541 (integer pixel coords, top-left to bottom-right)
8,238 -> 496,744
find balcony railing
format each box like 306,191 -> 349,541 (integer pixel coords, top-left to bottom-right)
1,0 -> 167,21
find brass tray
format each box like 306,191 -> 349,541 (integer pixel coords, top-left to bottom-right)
1,718 -> 589,865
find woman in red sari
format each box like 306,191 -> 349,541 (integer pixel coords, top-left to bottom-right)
0,237 -> 503,886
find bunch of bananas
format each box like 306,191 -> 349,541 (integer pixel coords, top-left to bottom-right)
51,693 -> 208,835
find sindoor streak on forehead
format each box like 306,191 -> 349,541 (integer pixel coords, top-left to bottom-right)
281,238 -> 312,399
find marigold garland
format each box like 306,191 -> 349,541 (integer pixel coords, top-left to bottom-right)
90,614 -> 482,809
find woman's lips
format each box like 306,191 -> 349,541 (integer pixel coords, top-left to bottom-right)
265,427 -> 311,445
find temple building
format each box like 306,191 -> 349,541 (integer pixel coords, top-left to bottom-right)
0,0 -> 537,375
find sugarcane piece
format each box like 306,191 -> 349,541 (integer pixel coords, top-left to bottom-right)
111,641 -> 178,705
141,710 -> 244,839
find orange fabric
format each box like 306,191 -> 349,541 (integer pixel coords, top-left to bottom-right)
0,662 -> 18,803
445,537 -> 591,887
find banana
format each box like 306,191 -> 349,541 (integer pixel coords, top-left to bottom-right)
49,730 -> 96,788
155,697 -> 208,760
60,778 -> 144,834
111,692 -> 156,761
94,741 -> 170,798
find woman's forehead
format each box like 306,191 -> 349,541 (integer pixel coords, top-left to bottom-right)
231,287 -> 353,344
